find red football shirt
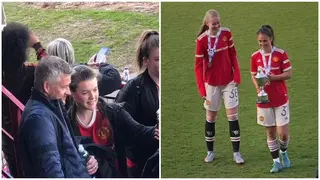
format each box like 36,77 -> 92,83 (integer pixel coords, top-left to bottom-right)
250,48 -> 292,108
195,27 -> 241,97
78,109 -> 114,147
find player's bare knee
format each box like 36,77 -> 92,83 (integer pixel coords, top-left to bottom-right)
267,134 -> 277,141
206,111 -> 218,122
206,115 -> 217,122
227,106 -> 238,113
226,107 -> 238,120
266,128 -> 277,140
206,111 -> 217,122
227,113 -> 238,121
279,133 -> 289,141
226,108 -> 238,120
277,124 -> 289,141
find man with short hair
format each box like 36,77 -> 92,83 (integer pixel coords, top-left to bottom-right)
18,56 -> 98,177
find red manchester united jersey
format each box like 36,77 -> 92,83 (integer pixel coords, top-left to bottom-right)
195,27 -> 241,97
78,109 -> 114,147
251,47 -> 292,108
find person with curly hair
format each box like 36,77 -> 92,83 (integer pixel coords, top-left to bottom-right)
2,22 -> 47,177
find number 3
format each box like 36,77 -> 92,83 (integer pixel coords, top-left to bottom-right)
281,106 -> 287,116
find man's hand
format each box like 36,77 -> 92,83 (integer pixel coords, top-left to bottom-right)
154,128 -> 159,140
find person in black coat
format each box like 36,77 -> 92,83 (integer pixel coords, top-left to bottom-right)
141,149 -> 159,178
115,30 -> 159,177
68,65 -> 159,177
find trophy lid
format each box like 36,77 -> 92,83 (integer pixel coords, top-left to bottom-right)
255,66 -> 266,78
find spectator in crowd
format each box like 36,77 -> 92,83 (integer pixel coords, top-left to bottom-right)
47,38 -> 122,97
2,22 -> 47,177
115,30 -> 159,177
2,22 -> 47,104
67,65 -> 159,177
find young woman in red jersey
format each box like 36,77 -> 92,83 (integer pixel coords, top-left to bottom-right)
250,25 -> 292,173
68,65 -> 159,177
194,9 -> 244,164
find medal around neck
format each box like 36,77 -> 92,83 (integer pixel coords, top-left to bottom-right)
207,48 -> 214,67
207,29 -> 221,68
260,46 -> 275,75
255,66 -> 270,104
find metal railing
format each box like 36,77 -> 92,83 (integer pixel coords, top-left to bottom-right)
2,85 -> 24,178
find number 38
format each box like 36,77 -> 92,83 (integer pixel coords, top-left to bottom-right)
229,88 -> 238,99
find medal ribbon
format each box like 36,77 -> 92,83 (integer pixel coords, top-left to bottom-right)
207,28 -> 221,65
261,46 -> 275,75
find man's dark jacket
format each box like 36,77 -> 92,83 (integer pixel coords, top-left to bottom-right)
18,89 -> 90,178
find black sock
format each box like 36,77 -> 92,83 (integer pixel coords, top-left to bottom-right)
205,120 -> 215,151
267,139 -> 279,159
270,150 -> 280,159
279,138 -> 289,152
229,119 -> 240,152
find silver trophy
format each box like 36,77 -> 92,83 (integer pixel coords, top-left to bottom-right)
255,66 -> 270,104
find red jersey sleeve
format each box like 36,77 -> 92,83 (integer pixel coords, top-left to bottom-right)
194,39 -> 206,97
280,51 -> 292,72
228,31 -> 241,84
250,54 -> 257,75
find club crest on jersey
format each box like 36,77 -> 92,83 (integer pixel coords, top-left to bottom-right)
273,57 -> 279,63
98,126 -> 110,140
259,116 -> 264,121
223,36 -> 227,41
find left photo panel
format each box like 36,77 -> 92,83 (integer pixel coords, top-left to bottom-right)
1,2 -> 159,178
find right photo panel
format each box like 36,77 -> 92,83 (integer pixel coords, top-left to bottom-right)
161,2 -> 318,178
